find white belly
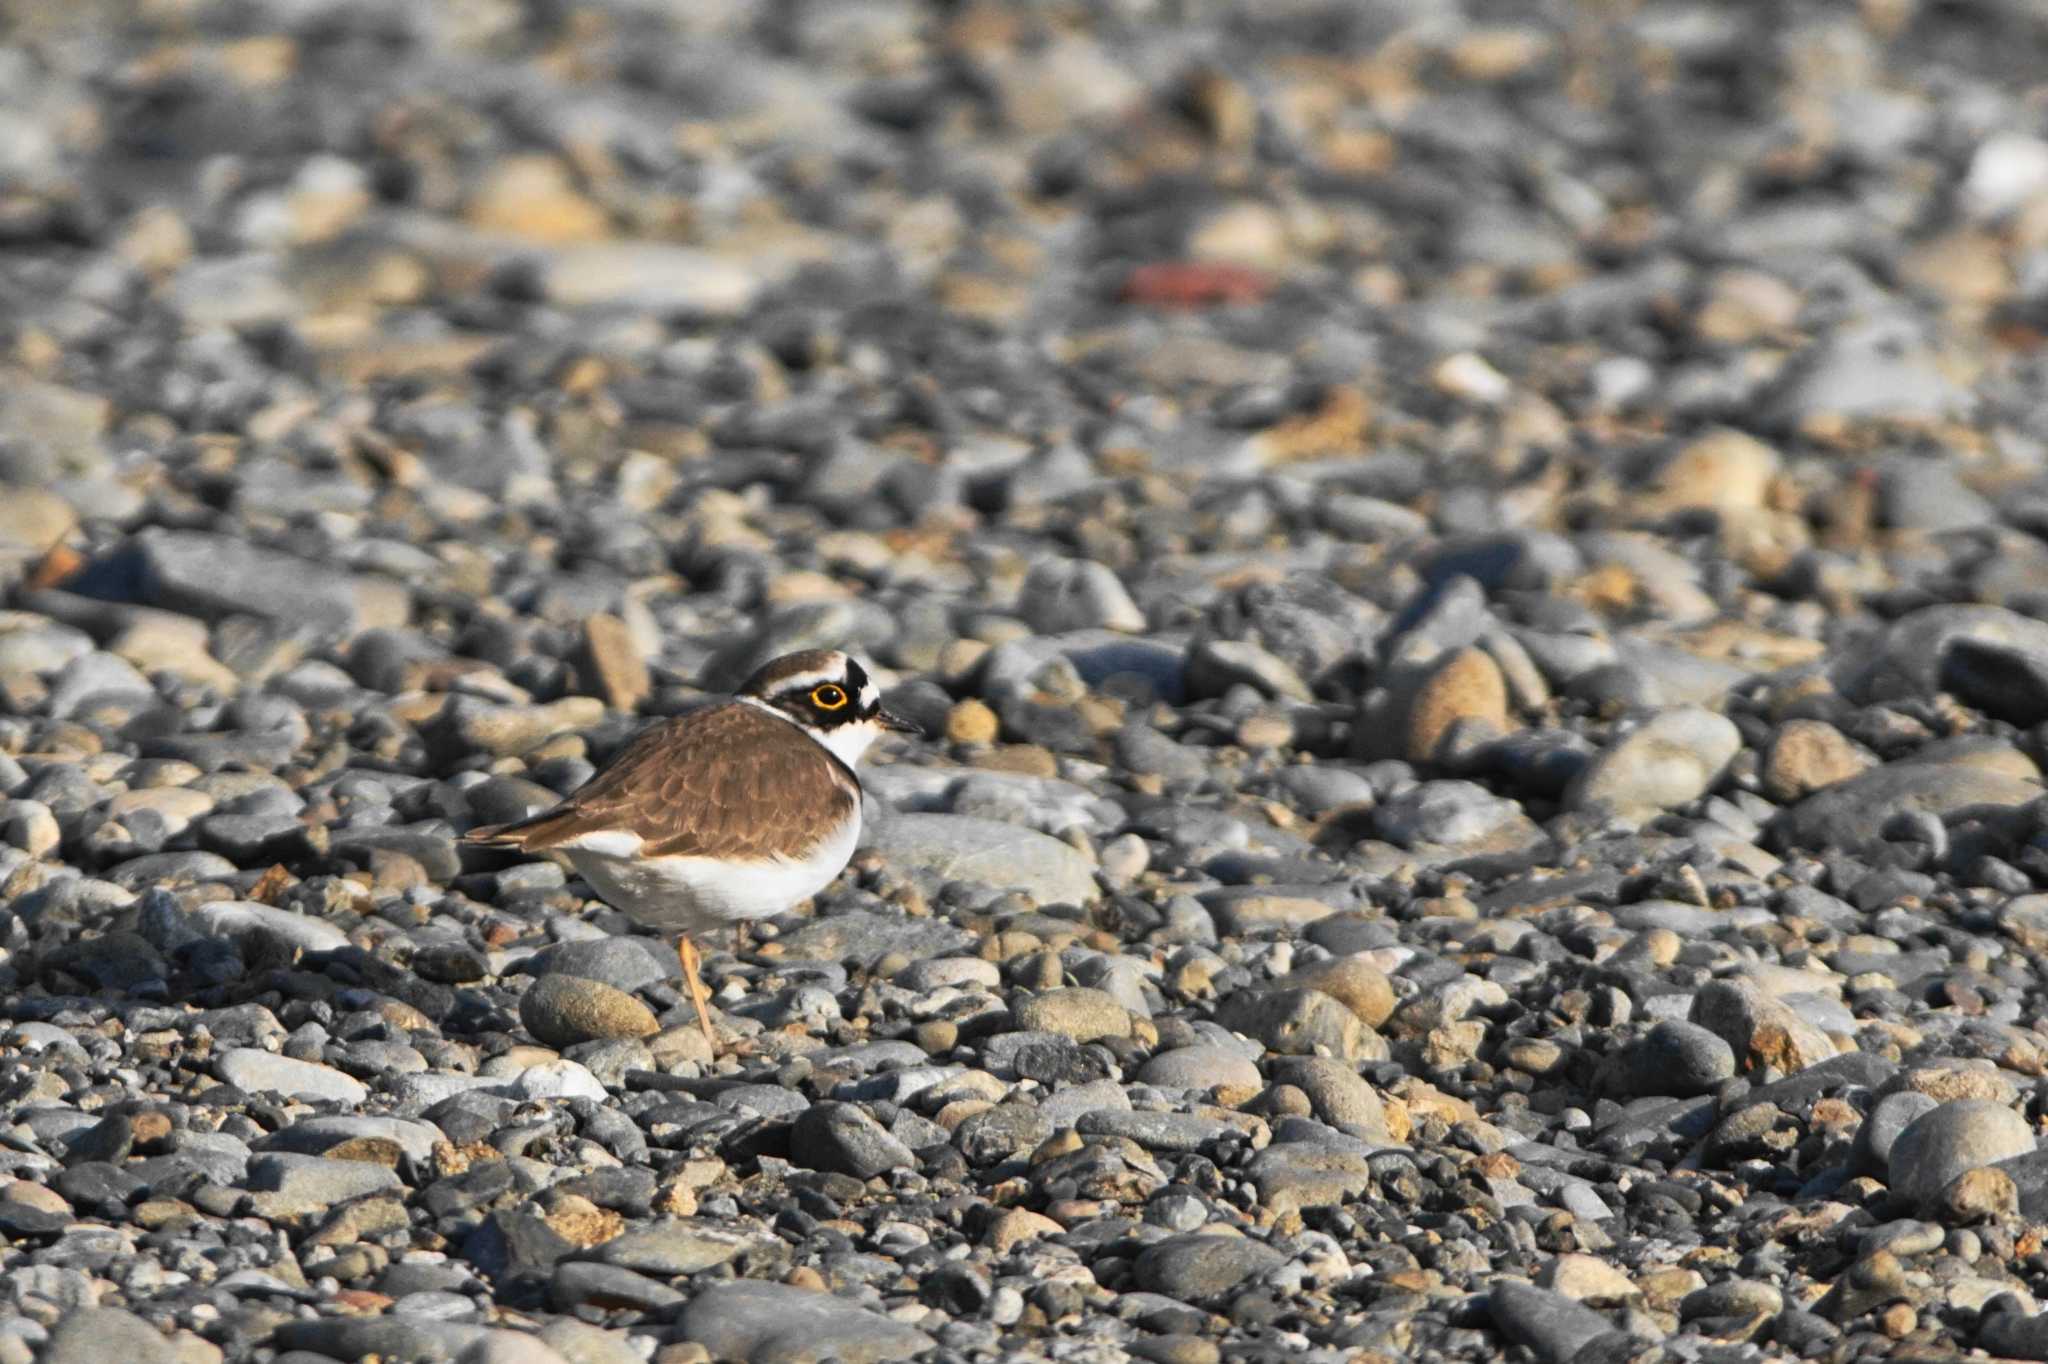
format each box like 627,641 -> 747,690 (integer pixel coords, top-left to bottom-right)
564,809 -> 861,936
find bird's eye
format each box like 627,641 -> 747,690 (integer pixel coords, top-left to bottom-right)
810,684 -> 848,709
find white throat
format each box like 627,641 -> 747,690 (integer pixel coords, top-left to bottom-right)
739,696 -> 883,770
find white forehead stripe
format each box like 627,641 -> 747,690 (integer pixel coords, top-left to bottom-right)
762,669 -> 846,696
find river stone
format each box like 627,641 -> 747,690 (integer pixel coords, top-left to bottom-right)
862,813 -> 1099,905
672,1280 -> 932,1363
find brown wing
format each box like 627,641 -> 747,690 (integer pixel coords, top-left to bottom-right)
464,703 -> 858,860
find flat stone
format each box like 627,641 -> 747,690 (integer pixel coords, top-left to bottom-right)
862,813 -> 1099,906
672,1280 -> 933,1364
1564,707 -> 1740,819
215,1049 -> 368,1104
1013,987 -> 1131,1042
243,1153 -> 403,1218
1241,1145 -> 1375,1212
1772,762 -> 2040,853
190,900 -> 350,954
1488,1279 -> 1626,1364
597,1219 -> 752,1276
1137,1045 -> 1262,1092
40,1309 -> 175,1364
1133,1234 -> 1285,1301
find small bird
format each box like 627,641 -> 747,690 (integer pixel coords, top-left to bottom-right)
465,650 -> 919,1052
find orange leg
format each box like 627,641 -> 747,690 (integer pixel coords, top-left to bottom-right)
678,934 -> 717,1054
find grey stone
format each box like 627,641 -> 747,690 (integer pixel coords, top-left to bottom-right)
1565,707 -> 1741,819
1137,1045 -> 1263,1093
1019,557 -> 1145,634
862,813 -> 1099,905
790,1101 -> 915,1179
1606,1020 -> 1737,1098
525,938 -> 676,993
673,1280 -> 932,1363
243,1153 -> 403,1217
1241,1145 -> 1375,1212
1133,1233 -> 1285,1301
1856,1092 -> 1941,1175
215,1049 -> 368,1104
1772,763 -> 2040,852
40,1309 -> 175,1364
597,1220 -> 752,1276
1488,1279 -> 1626,1364
1888,1100 -> 2036,1214
191,900 -> 350,954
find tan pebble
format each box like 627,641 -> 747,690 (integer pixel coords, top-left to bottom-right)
1236,710 -> 1294,750
1940,1166 -> 2018,1224
945,699 -> 999,745
541,1193 -> 624,1247
970,745 -> 1059,777
1257,1084 -> 1313,1119
1762,719 -> 1873,802
1031,1129 -> 1085,1165
1401,647 -> 1508,764
652,1181 -> 697,1217
466,155 -> 610,244
1652,428 -> 1781,512
1537,1252 -> 1637,1304
1279,955 -> 1397,1028
984,1207 -> 1062,1253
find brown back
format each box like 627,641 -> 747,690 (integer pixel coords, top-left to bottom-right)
468,702 -> 858,860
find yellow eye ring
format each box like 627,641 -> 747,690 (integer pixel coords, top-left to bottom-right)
811,684 -> 848,710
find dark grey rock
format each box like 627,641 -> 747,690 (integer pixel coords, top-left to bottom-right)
790,1101 -> 915,1178
1133,1233 -> 1285,1301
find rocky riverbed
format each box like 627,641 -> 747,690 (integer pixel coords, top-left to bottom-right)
9,1 -> 2048,1361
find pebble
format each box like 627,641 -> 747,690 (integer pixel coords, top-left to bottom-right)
862,813 -> 1099,905
791,1102 -> 917,1179
40,1309 -> 176,1364
1888,1100 -> 2037,1214
215,1049 -> 368,1104
0,9 -> 2041,1363
1014,987 -> 1131,1042
1133,1234 -> 1286,1301
518,974 -> 659,1048
673,1281 -> 932,1363
1564,706 -> 1741,819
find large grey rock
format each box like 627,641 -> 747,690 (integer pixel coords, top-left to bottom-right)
243,1153 -> 403,1217
1489,1279 -> 1627,1364
216,1048 -> 368,1104
862,813 -> 1098,905
1019,556 -> 1145,633
1771,763 -> 2039,853
41,1308 -> 176,1364
191,900 -> 350,954
80,528 -> 406,637
1133,1233 -> 1285,1301
1564,707 -> 1740,819
1833,604 -> 2048,704
672,1280 -> 932,1363
790,1101 -> 915,1179
1888,1100 -> 2036,1214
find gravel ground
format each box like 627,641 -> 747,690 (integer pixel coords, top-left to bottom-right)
10,1 -> 2048,1361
